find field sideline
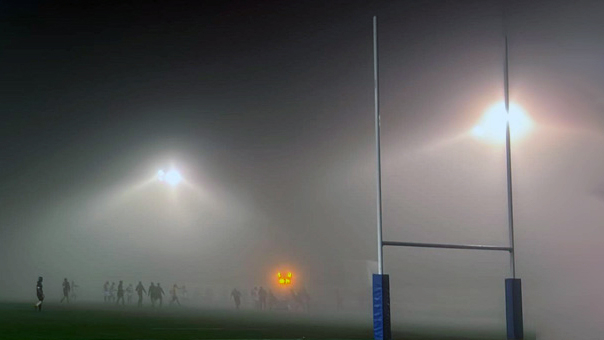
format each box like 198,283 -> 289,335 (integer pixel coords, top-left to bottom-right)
0,302 -> 530,340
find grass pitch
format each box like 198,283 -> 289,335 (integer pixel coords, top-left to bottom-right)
0,302 -> 371,340
0,302 -> 529,339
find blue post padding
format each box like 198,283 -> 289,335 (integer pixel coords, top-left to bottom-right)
505,278 -> 524,340
373,274 -> 391,340
373,275 -> 383,340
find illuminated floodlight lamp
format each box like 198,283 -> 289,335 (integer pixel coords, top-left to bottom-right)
157,168 -> 182,187
277,271 -> 293,285
472,102 -> 533,143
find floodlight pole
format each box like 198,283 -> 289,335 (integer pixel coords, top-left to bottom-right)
374,16 -> 384,276
372,16 -> 391,340
503,28 -> 523,340
504,36 -> 516,280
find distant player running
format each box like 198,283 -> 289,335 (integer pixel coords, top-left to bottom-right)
169,284 -> 181,306
148,282 -> 156,307
230,288 -> 241,310
60,278 -> 70,303
136,281 -> 146,307
156,283 -> 165,307
116,281 -> 125,305
34,277 -> 44,311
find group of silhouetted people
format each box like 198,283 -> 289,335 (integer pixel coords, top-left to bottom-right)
101,281 -> 186,308
101,281 -> 141,305
35,277 -> 79,310
35,276 -> 311,312
250,286 -> 269,310
34,277 -> 76,311
230,286 -> 310,312
147,282 -> 164,307
130,281 -> 185,308
34,277 -> 189,311
59,278 -> 79,303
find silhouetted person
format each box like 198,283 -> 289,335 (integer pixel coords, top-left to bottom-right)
156,283 -> 165,307
116,281 -> 125,305
169,284 -> 180,306
126,284 -> 133,304
103,281 -> 110,303
136,281 -> 146,307
148,282 -> 156,307
230,288 -> 241,310
60,278 -> 70,303
35,277 -> 44,311
258,286 -> 267,310
109,282 -> 116,303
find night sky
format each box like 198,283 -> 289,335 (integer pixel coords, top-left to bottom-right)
2,1 -> 604,338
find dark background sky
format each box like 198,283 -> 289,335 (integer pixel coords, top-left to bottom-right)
2,1 -> 604,338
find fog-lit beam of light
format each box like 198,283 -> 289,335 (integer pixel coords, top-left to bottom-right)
84,166 -> 216,226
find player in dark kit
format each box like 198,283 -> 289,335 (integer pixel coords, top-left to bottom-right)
60,278 -> 70,303
230,288 -> 241,310
156,283 -> 165,307
116,281 -> 125,305
34,277 -> 44,311
148,282 -> 156,307
135,281 -> 146,307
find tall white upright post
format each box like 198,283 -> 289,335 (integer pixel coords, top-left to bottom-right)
372,16 -> 390,340
373,16 -> 384,276
503,30 -> 524,340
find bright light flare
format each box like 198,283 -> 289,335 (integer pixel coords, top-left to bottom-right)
157,168 -> 182,187
472,102 -> 533,143
277,271 -> 293,285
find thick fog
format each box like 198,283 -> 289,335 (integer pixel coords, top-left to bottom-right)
1,1 -> 604,339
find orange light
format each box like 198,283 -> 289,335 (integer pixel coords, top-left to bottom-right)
277,270 -> 294,285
